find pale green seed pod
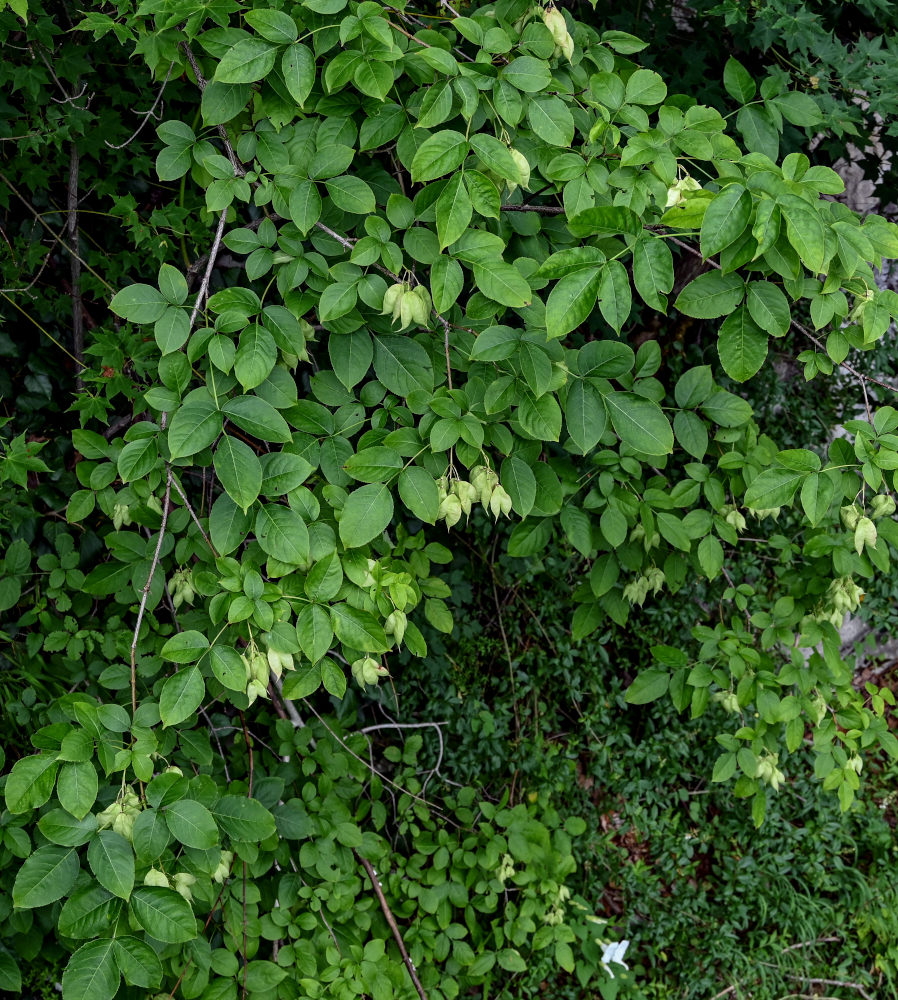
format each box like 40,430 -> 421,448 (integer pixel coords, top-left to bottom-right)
478,470 -> 499,509
382,282 -> 404,319
399,287 -> 416,329
384,609 -> 407,646
246,678 -> 268,706
809,694 -> 827,725
409,285 -> 432,325
725,508 -> 747,533
212,850 -> 234,884
112,809 -> 136,842
144,868 -> 169,888
250,651 -> 270,685
439,493 -> 463,527
542,6 -> 567,43
172,872 -> 196,902
489,484 -> 513,519
840,504 -> 861,531
452,479 -> 478,516
508,147 -> 531,190
854,516 -> 877,555
96,804 -> 117,830
871,493 -> 896,519
112,503 -> 131,530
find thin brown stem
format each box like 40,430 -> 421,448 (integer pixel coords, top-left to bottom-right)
188,209 -> 227,329
0,171 -> 114,290
355,852 -> 429,1000
107,60 -> 174,150
436,313 -> 453,389
67,143 -> 84,389
500,203 -> 565,214
490,544 -> 520,740
169,473 -> 218,555
130,470 -> 173,714
180,44 -> 245,177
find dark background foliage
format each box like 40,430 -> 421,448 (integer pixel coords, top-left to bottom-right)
2,1 -> 898,998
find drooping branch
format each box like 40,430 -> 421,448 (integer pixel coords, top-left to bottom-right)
657,229 -> 898,397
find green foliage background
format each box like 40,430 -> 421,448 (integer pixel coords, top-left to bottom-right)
1,0 -> 898,998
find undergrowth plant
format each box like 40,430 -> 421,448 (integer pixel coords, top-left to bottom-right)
1,0 -> 898,997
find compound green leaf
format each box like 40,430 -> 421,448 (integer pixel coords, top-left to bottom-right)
159,667 -> 205,729
545,267 -> 601,340
168,401 -> 223,460
717,306 -> 768,382
214,435 -> 262,512
13,845 -> 78,908
130,886 -> 197,943
61,939 -> 118,1000
603,391 -> 674,456
87,830 -> 134,900
411,130 -> 468,182
675,271 -> 745,318
398,467 -> 440,524
165,800 -> 218,850
700,184 -> 751,258
214,39 -> 278,84
256,504 -> 309,564
339,484 -> 394,547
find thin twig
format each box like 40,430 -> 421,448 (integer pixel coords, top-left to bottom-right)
355,852 -> 429,1000
491,566 -> 521,739
238,711 -> 253,999
188,209 -> 227,329
200,707 -> 232,782
358,721 -> 447,794
781,935 -> 841,953
107,60 -> 175,150
67,143 -> 84,390
436,314 -> 453,389
130,470 -> 173,715
302,700 -> 450,817
0,171 -> 114,290
169,473 -> 218,555
792,318 -> 898,395
180,44 -> 246,178
271,674 -> 306,729
780,975 -> 873,1000
168,876 -> 233,998
500,203 -> 565,214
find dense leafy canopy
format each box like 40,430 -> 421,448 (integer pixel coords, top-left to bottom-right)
1,0 -> 898,997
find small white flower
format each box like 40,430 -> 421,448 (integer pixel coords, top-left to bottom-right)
601,940 -> 630,979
